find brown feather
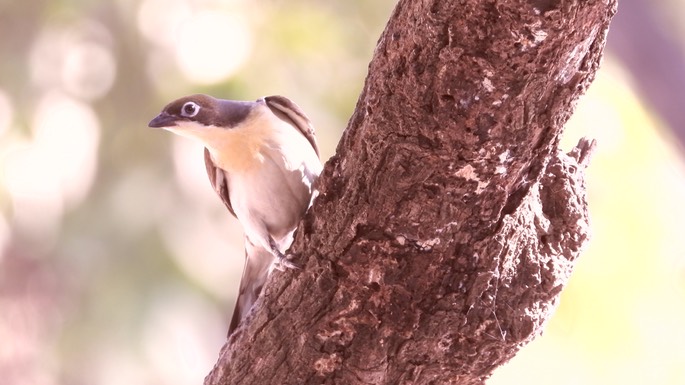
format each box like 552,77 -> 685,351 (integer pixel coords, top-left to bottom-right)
264,95 -> 320,157
204,147 -> 236,217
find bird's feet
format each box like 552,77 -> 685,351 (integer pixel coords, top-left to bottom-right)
269,236 -> 301,271
273,256 -> 301,271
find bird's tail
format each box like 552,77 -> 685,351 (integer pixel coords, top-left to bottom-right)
228,239 -> 275,336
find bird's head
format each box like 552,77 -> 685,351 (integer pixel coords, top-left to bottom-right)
148,94 -> 256,136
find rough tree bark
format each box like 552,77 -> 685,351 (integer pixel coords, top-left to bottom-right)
205,0 -> 615,384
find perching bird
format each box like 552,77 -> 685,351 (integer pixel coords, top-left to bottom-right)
148,94 -> 322,335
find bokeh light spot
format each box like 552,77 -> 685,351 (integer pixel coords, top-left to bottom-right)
2,92 -> 100,238
29,21 -> 116,100
175,10 -> 252,84
62,41 -> 117,100
31,92 -> 100,207
137,0 -> 192,48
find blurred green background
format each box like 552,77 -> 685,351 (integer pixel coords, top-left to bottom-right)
0,1 -> 683,384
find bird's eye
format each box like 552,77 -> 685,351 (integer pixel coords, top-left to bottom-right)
181,101 -> 200,118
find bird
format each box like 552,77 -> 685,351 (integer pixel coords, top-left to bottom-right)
148,94 -> 322,335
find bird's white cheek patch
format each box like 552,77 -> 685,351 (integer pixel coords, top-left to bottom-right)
165,123 -> 229,149
164,127 -> 196,142
164,121 -> 207,141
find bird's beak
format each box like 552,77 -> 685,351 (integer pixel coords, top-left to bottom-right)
148,112 -> 178,128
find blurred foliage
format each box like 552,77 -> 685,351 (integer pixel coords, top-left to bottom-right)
0,1 -> 683,384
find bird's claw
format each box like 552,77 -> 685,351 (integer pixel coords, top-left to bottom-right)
274,254 -> 301,271
269,236 -> 301,270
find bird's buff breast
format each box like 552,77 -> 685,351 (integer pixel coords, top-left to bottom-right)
204,123 -> 271,174
203,115 -> 319,243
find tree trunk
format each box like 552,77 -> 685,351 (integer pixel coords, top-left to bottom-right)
205,0 -> 615,384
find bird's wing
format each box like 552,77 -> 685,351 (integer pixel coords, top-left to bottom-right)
204,147 -> 236,217
264,95 -> 320,157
